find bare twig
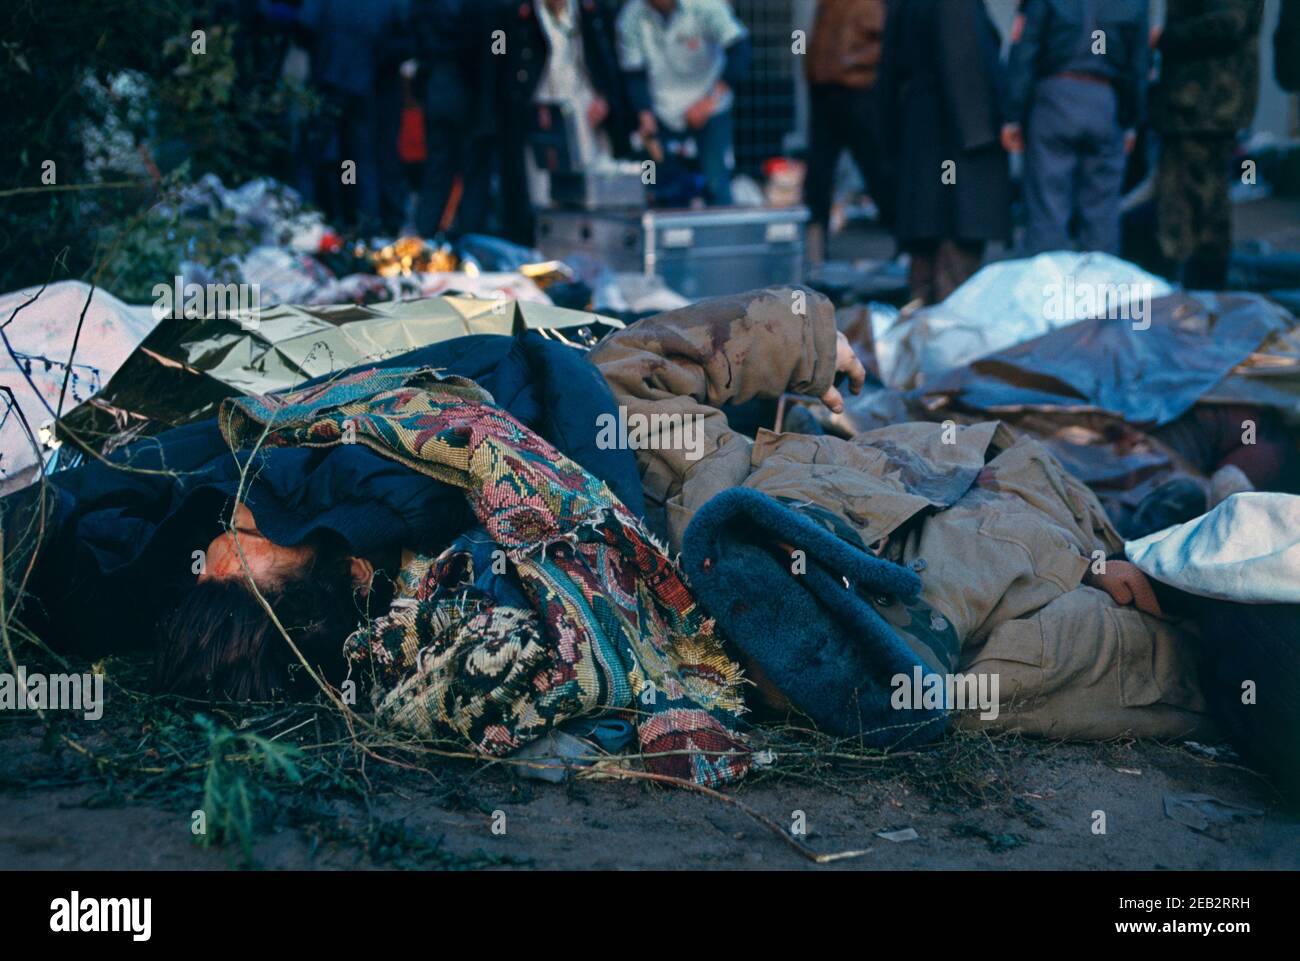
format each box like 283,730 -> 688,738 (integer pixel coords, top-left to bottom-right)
589,766 -> 872,865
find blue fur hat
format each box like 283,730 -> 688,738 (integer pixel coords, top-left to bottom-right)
682,487 -> 948,748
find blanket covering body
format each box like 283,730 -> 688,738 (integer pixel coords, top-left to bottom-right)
221,366 -> 751,786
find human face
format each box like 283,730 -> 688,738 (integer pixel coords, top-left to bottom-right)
198,504 -> 314,589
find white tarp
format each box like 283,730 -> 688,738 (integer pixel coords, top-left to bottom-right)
1125,492 -> 1300,604
0,281 -> 158,494
872,251 -> 1174,389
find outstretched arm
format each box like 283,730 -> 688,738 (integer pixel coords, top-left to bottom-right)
589,286 -> 857,545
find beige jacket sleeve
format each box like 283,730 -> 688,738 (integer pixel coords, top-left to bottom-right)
589,286 -> 840,546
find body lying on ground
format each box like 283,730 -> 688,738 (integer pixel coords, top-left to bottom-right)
7,287 -> 1294,790
589,286 -> 1211,742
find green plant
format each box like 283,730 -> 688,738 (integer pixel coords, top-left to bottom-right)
195,712 -> 302,863
0,1 -> 307,294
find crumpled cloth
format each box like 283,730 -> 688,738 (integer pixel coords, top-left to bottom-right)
1125,492 -> 1300,603
872,251 -> 1172,389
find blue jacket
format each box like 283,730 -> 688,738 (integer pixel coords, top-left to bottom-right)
299,0 -> 408,97
1005,0 -> 1149,128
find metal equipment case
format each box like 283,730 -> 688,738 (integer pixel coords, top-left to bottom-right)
536,206 -> 809,300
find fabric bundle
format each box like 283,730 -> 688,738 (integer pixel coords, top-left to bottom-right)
220,366 -> 751,786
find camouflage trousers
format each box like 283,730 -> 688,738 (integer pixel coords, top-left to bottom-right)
1157,135 -> 1235,264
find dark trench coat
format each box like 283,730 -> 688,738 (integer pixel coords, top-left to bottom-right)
876,0 -> 1012,245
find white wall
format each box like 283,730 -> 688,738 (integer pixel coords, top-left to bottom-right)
1254,0 -> 1296,137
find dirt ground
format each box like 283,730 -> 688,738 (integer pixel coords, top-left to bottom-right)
3,198 -> 1300,872
1,714 -> 1296,870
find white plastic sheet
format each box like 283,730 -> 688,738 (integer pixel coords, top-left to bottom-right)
871,251 -> 1174,389
0,281 -> 158,493
1125,492 -> 1300,604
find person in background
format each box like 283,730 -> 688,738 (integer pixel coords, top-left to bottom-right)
1003,0 -> 1148,256
1152,0 -> 1264,290
412,0 -> 496,238
803,0 -> 890,265
616,0 -> 751,207
1278,0 -> 1300,92
375,0 -> 415,235
296,0 -> 408,233
875,0 -> 1012,305
239,0 -> 310,190
493,0 -> 630,246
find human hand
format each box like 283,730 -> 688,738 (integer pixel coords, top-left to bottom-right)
587,96 -> 609,129
1086,560 -> 1163,617
1001,123 -> 1025,154
684,95 -> 715,131
820,331 -> 867,414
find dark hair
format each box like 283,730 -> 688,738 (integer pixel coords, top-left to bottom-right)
153,537 -> 363,701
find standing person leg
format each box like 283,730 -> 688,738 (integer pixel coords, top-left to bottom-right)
374,78 -> 408,234
1022,77 -> 1081,254
290,93 -> 321,208
417,135 -> 458,237
844,85 -> 892,228
417,63 -> 467,238
1157,135 -> 1197,281
804,85 -> 845,263
933,239 -> 985,302
907,240 -> 939,305
455,136 -> 495,236
497,126 -> 536,246
696,108 -> 736,206
312,89 -> 348,225
1184,136 -> 1235,290
1074,84 -> 1126,255
341,94 -> 382,234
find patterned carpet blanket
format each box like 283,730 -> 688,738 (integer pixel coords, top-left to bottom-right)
220,366 -> 751,786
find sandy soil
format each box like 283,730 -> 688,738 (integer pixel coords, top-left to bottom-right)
1,725 -> 1295,870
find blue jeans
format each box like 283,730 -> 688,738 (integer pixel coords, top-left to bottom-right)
1023,75 -> 1125,255
661,108 -> 735,206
